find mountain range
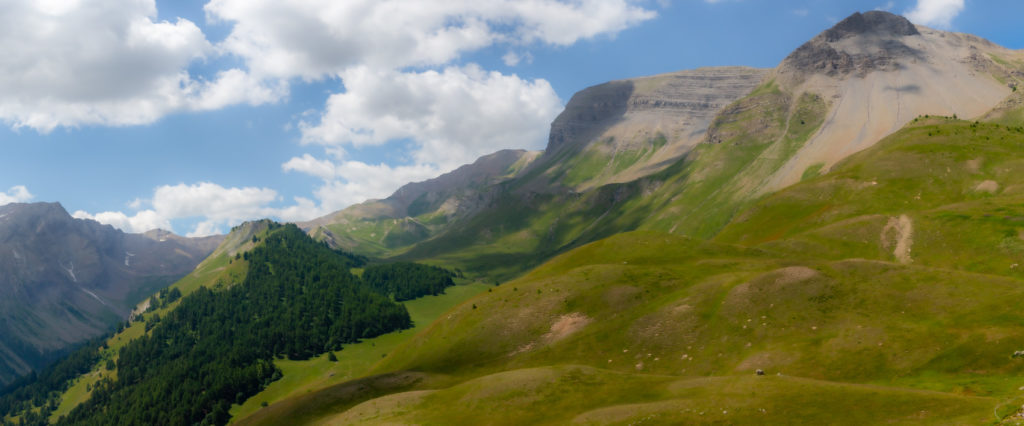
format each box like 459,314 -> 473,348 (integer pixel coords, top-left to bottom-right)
300,11 -> 1021,281
4,10 -> 1024,425
0,202 -> 220,385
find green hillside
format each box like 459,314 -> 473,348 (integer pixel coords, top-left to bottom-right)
384,81 -> 827,282
1,222 -> 483,426
238,117 -> 1024,424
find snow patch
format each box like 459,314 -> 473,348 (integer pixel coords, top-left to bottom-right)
79,286 -> 109,307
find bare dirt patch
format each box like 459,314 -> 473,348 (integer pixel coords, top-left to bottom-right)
974,180 -> 999,193
880,214 -> 913,264
966,158 -> 982,173
775,266 -> 818,285
507,312 -> 593,357
544,312 -> 593,343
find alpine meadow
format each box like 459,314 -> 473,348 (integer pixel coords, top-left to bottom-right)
4,2 -> 1024,425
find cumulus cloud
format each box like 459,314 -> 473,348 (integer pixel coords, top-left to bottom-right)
284,156 -> 442,212
23,1 -> 659,233
206,0 -> 655,79
0,186 -> 33,206
72,209 -> 172,234
905,0 -> 964,29
502,51 -> 534,66
73,182 -> 322,237
300,65 -> 562,171
0,0 -> 282,132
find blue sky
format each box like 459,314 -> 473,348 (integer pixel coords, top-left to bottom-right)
1,0 -> 1021,236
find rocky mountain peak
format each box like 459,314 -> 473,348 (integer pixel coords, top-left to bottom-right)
0,202 -> 223,385
822,11 -> 919,42
779,11 -> 924,82
0,201 -> 70,221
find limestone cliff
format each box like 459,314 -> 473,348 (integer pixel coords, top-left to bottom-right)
765,11 -> 1021,191
539,67 -> 770,189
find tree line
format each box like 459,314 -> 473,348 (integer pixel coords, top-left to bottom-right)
1,223 -> 459,426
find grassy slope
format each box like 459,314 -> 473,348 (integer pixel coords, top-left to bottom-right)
326,367 -> 993,425
255,117 -> 1024,424
229,282 -> 488,422
716,118 -> 1024,279
254,231 -> 1024,424
46,221 -> 278,421
392,82 -> 827,282
47,250 -> 250,422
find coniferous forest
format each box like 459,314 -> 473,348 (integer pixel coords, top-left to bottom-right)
2,223 -> 426,426
362,262 -> 456,301
0,339 -> 105,425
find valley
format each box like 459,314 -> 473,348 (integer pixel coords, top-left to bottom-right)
4,9 -> 1024,426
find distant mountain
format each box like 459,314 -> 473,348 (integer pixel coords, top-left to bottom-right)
9,10 -> 1024,425
237,13 -> 1024,424
764,10 -> 1018,191
0,202 -> 221,385
298,149 -> 540,256
537,66 -> 770,190
301,67 -> 770,265
303,11 -> 1023,281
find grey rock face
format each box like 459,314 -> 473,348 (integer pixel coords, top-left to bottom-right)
822,11 -> 919,42
545,68 -> 770,155
781,11 -> 924,79
546,80 -> 634,155
0,202 -> 221,384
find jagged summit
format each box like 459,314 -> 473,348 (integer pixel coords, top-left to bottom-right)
822,11 -> 919,42
765,10 -> 1019,191
780,11 -> 924,80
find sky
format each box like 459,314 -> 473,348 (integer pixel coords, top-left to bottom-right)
1,0 -> 1022,237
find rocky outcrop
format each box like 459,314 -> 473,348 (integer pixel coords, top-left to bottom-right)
822,10 -> 919,41
0,202 -> 221,384
781,12 -> 924,80
765,10 -> 1019,192
533,67 -> 770,190
546,80 -> 634,155
546,67 -> 770,155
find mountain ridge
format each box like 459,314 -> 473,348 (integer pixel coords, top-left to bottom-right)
7,10 -> 1024,425
295,11 -> 1023,285
0,201 -> 222,385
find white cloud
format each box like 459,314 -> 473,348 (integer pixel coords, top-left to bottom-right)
206,0 -> 656,79
284,156 -> 442,213
876,1 -> 895,11
300,65 -> 562,171
150,182 -> 278,223
74,182 -> 319,237
281,154 -> 337,181
502,51 -> 534,66
0,0 -> 282,132
28,1 -> 660,234
503,51 -> 523,67
905,0 -> 964,29
0,186 -> 33,206
72,209 -> 172,234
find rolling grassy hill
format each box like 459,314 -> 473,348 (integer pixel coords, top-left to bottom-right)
9,11 -> 1024,426
238,117 -> 1024,424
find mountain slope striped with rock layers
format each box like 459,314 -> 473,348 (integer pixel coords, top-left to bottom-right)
303,11 -> 1024,280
